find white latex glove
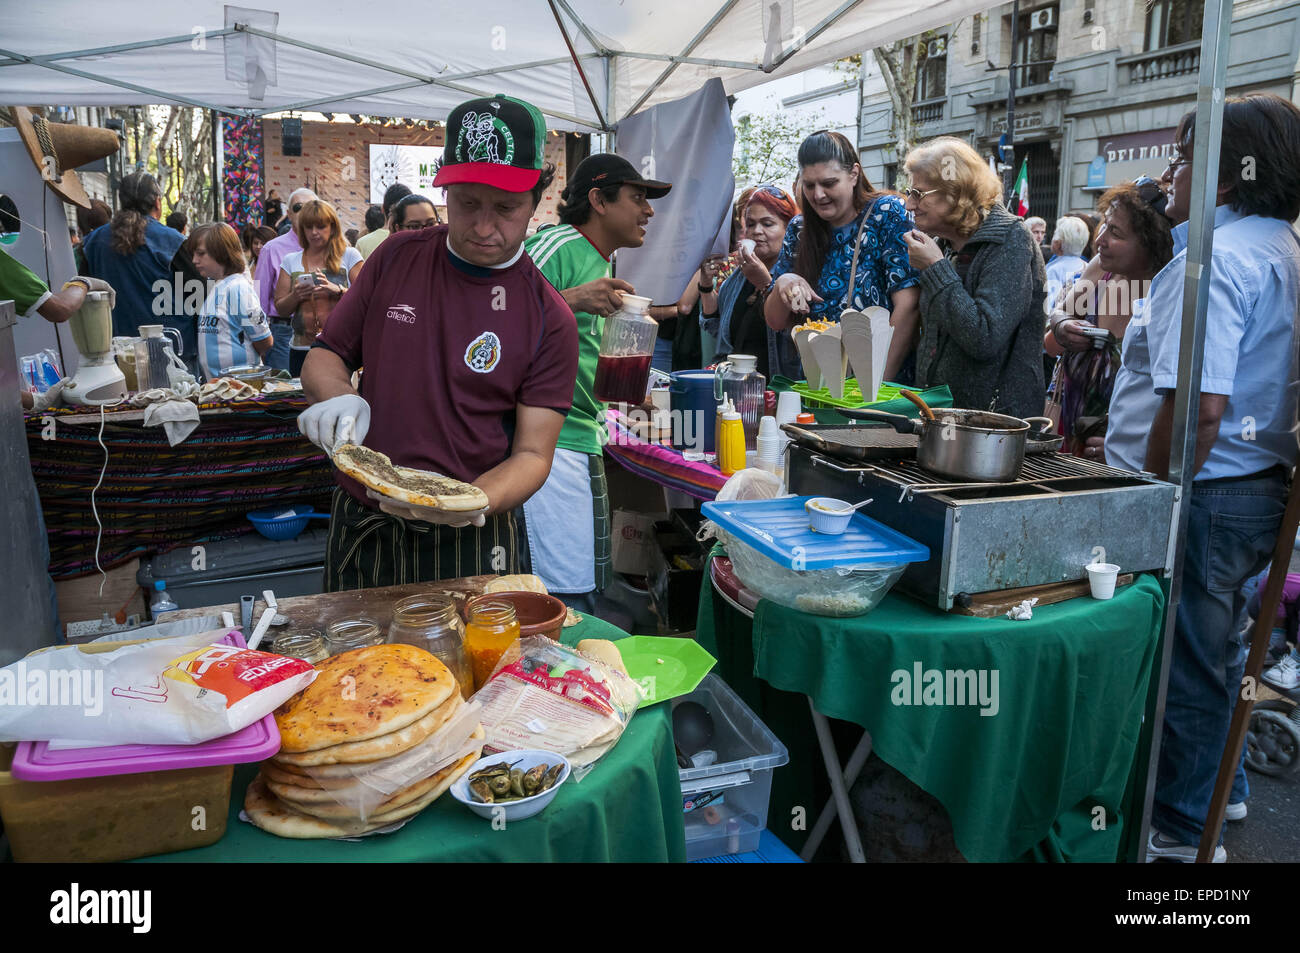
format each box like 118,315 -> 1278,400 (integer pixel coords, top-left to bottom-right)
365,490 -> 488,528
298,393 -> 370,454
64,276 -> 116,310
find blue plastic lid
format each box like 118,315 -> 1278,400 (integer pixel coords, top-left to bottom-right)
154,580 -> 167,591
702,496 -> 929,570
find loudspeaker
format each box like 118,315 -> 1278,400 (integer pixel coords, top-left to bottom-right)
281,117 -> 302,157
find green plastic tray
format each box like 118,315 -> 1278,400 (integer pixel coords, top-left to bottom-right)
616,636 -> 717,709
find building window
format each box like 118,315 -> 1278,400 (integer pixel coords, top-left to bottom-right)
916,36 -> 948,100
1016,5 -> 1058,86
1145,0 -> 1204,50
881,162 -> 899,191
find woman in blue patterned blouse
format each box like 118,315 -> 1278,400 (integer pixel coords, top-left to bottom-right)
764,131 -> 921,384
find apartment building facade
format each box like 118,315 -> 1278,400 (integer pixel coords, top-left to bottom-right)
857,0 -> 1300,224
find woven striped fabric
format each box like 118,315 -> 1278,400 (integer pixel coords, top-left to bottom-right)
27,397 -> 335,579
603,409 -> 727,502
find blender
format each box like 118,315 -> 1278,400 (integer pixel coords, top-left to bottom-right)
61,290 -> 128,406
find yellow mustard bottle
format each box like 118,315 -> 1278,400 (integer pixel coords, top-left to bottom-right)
719,406 -> 746,476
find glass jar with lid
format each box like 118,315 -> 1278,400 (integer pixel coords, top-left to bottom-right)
464,600 -> 521,691
272,630 -> 328,665
387,593 -> 473,699
324,618 -> 384,656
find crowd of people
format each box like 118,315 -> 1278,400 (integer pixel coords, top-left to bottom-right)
32,89 -> 1300,863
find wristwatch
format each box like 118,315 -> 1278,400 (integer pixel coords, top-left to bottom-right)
698,282 -> 714,294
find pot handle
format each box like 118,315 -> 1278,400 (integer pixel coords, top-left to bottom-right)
838,407 -> 922,434
780,423 -> 827,450
713,361 -> 732,402
1023,416 -> 1054,433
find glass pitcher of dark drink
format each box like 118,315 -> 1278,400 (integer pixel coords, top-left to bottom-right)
593,293 -> 657,405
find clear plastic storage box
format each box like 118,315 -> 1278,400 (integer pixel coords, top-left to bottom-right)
676,674 -> 789,861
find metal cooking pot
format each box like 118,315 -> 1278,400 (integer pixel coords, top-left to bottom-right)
841,406 -> 1055,483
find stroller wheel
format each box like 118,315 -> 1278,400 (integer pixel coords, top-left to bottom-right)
1245,707 -> 1300,777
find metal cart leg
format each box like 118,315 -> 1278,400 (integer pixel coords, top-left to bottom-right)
805,698 -> 867,863
801,726 -> 873,862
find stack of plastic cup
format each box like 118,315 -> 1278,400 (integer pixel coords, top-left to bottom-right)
756,415 -> 782,474
774,391 -> 802,460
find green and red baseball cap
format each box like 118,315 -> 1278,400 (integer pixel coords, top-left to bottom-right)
433,94 -> 547,193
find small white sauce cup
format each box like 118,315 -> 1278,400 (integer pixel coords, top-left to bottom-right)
1086,562 -> 1120,599
806,497 -> 854,535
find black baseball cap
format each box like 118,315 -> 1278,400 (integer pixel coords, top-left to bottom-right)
564,153 -> 672,202
433,94 -> 547,193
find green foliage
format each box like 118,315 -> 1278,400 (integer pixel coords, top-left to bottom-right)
732,108 -> 825,191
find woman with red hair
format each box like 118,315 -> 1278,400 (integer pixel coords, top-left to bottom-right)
698,184 -> 801,377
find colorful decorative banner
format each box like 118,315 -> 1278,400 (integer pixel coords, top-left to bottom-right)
222,114 -> 263,231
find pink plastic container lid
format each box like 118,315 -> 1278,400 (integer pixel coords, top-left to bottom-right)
10,630 -> 282,781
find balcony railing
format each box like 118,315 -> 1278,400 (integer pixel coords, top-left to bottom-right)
1119,41 -> 1201,85
911,98 -> 945,125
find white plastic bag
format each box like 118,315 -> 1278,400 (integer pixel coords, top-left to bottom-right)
0,631 -> 317,745
698,467 -> 786,547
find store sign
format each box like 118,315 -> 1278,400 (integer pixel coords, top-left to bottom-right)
1099,128 -> 1176,164
369,144 -> 445,205
1086,155 -> 1107,188
992,111 -> 1045,135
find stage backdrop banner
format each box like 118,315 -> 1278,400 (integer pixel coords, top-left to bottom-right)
613,78 -> 734,306
370,143 -> 445,206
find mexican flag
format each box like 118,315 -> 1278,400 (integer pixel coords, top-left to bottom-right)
1012,159 -> 1030,216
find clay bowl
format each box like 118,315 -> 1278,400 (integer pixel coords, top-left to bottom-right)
465,591 -> 568,640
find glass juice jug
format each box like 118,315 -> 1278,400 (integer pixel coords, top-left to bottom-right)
593,294 -> 657,404
133,325 -> 184,390
713,354 -> 766,451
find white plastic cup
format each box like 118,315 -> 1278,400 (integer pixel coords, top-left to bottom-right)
776,390 -> 802,426
757,414 -> 778,438
1086,562 -> 1120,600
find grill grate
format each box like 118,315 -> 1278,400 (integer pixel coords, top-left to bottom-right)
830,451 -> 1144,494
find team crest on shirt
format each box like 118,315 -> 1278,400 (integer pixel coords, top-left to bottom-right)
464,331 -> 502,373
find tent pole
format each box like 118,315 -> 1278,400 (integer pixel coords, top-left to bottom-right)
766,0 -> 865,73
548,0 -> 608,130
624,0 -> 743,119
607,55 -> 618,149
1135,0 -> 1233,863
0,49 -> 237,114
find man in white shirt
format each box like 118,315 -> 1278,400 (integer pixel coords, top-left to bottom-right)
1118,93 -> 1300,862
1043,216 -> 1088,306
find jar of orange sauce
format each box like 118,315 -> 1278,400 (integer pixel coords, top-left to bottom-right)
464,600 -> 521,691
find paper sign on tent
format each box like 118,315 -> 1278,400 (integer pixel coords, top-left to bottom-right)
840,307 -> 894,404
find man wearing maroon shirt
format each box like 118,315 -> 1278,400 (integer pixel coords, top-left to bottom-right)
297,95 -> 579,589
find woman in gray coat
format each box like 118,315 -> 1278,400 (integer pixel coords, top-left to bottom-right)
901,137 -> 1046,420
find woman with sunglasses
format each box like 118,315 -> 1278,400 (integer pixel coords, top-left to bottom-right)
698,185 -> 801,378
764,131 -> 920,384
902,136 -> 1046,419
273,199 -> 363,376
1044,179 -> 1174,457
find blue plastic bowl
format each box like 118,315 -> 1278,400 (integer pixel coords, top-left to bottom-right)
247,505 -> 330,541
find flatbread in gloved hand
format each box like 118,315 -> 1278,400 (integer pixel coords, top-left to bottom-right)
332,444 -> 489,513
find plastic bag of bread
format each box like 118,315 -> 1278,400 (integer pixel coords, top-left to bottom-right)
474,636 -> 639,778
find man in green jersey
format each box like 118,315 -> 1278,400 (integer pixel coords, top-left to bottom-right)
523,154 -> 671,610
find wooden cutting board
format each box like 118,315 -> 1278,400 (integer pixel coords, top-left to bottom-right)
949,574 -> 1135,617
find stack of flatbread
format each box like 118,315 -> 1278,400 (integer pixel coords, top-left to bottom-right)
244,644 -> 484,838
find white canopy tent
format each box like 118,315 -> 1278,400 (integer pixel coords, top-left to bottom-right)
1,0 -> 989,130
0,0 -> 1256,864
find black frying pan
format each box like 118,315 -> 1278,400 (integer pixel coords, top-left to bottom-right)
780,423 -> 918,464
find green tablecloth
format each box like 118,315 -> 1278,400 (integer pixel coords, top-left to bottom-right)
137,616 -> 686,863
697,566 -> 1166,862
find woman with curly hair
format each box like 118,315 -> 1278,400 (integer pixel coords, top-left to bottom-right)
81,171 -> 191,351
1045,178 -> 1174,456
903,136 -> 1046,418
273,199 -> 362,375
764,131 -> 920,384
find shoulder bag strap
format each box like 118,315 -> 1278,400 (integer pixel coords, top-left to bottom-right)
842,199 -> 881,314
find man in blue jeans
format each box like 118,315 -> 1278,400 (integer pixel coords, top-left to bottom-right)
1131,93 -> 1300,861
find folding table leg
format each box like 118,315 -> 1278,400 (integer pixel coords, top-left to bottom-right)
801,727 -> 873,861
804,698 -> 867,863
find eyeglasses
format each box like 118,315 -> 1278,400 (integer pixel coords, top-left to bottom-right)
1132,176 -> 1169,215
752,185 -> 789,200
1164,156 -> 1190,174
903,187 -> 941,202
398,220 -> 437,231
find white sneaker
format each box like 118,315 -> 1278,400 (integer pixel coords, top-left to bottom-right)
1264,654 -> 1300,691
1225,801 -> 1247,822
1146,829 -> 1226,863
